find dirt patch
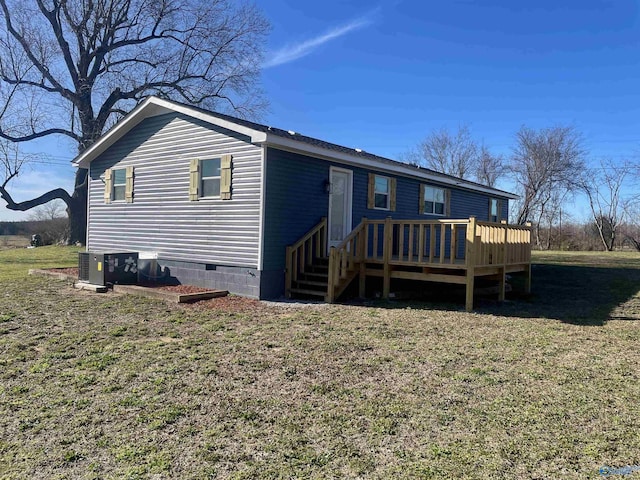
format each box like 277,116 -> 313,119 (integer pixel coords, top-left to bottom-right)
194,294 -> 268,314
47,267 -> 79,277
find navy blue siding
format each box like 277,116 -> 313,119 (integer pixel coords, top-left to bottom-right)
262,148 -> 511,281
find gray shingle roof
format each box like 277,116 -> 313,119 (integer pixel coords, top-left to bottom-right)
172,100 -> 514,197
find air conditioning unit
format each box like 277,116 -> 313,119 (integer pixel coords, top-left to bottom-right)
78,252 -> 139,286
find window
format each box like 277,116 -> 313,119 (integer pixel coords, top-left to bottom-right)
104,166 -> 134,204
490,198 -> 502,222
374,175 -> 390,209
201,158 -> 221,198
367,173 -> 396,211
112,168 -> 126,201
189,155 -> 232,201
421,185 -> 447,215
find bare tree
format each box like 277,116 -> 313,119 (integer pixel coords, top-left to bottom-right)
475,143 -> 504,187
1,139 -> 34,189
580,158 -> 636,251
416,125 -> 479,179
28,198 -> 68,244
411,126 -> 505,187
28,199 -> 67,221
0,0 -> 269,243
510,125 -> 586,227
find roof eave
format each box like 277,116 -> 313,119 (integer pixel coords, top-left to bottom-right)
71,97 -> 267,168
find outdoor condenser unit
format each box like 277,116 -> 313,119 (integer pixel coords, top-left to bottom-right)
78,252 -> 139,286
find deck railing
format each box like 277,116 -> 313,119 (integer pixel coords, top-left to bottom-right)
287,216 -> 532,309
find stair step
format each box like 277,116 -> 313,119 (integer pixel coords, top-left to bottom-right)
295,280 -> 328,288
299,272 -> 328,281
290,288 -> 327,298
307,265 -> 328,273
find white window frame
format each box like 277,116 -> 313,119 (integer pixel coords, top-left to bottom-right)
112,168 -> 126,202
422,185 -> 447,216
200,158 -> 221,199
490,198 -> 502,222
373,175 -> 391,210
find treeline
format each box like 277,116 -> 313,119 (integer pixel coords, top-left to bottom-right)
536,221 -> 640,252
0,218 -> 68,245
406,124 -> 639,252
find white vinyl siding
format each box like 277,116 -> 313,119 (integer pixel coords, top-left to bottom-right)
87,113 -> 261,267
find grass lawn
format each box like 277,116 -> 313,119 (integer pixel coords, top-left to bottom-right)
0,247 -> 639,479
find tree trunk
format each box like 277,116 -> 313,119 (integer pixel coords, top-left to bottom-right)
67,168 -> 88,245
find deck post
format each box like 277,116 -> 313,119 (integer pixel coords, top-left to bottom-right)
327,247 -> 337,303
465,216 -> 477,311
498,221 -> 508,302
359,218 -> 367,298
285,246 -> 293,298
383,216 -> 392,299
524,222 -> 532,294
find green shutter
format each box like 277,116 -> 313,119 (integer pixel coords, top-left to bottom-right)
104,168 -> 112,204
189,158 -> 199,201
125,166 -> 134,203
419,184 -> 425,214
220,154 -> 232,200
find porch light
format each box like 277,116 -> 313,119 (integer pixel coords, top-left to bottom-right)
324,179 -> 332,194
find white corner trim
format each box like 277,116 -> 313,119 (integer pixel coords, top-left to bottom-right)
257,146 -> 267,271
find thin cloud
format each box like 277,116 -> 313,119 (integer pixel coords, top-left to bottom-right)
264,12 -> 376,68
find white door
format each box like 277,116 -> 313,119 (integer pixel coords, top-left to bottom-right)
328,167 -> 353,250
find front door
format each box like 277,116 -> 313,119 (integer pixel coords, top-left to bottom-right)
328,167 -> 353,251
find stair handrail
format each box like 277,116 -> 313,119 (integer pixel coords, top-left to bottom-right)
327,220 -> 367,302
285,217 -> 327,298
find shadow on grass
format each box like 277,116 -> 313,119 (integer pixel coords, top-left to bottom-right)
357,262 -> 640,326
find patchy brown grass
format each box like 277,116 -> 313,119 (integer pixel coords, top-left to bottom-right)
0,235 -> 30,250
0,248 -> 639,479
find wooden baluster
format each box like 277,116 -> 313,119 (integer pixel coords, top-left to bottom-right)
383,217 -> 392,299
439,223 -> 446,264
429,224 -> 435,263
450,224 -> 457,263
465,217 -> 477,312
408,223 -> 414,262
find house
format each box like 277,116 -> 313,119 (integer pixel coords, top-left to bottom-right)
73,96 -> 530,309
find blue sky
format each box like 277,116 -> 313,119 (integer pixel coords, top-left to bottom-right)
3,0 -> 639,221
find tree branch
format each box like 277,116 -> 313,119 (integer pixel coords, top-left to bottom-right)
0,184 -> 72,211
0,126 -> 80,143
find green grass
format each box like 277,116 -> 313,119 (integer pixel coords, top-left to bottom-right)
0,247 -> 639,478
0,245 -> 77,281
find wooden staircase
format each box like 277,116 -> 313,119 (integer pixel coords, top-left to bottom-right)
285,217 -> 365,302
289,256 -> 329,299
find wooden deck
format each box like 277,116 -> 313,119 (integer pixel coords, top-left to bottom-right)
286,216 -> 532,311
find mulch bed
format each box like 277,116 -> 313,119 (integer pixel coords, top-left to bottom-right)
45,267 -> 260,312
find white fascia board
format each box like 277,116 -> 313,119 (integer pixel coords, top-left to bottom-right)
261,134 -> 518,200
72,97 -> 267,168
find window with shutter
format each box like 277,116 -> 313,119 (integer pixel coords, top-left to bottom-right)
368,174 -> 394,210
421,185 -> 448,216
190,156 -> 232,200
